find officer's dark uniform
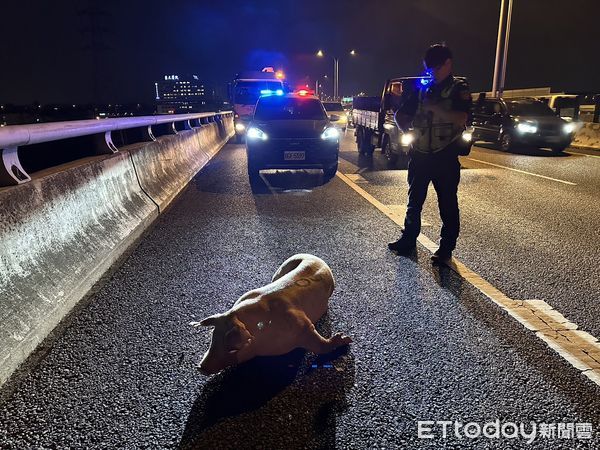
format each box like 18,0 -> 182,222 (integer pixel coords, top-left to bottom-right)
395,74 -> 471,254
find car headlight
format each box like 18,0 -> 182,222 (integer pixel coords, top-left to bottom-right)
321,127 -> 340,140
563,123 -> 576,134
462,131 -> 473,142
247,127 -> 268,140
400,132 -> 415,146
235,122 -> 246,132
516,123 -> 538,134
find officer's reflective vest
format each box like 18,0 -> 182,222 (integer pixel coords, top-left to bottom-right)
412,77 -> 467,154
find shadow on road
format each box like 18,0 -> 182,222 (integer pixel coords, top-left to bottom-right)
339,150 -> 410,172
474,142 -> 570,157
179,314 -> 355,449
428,262 -> 600,422
250,170 -> 335,195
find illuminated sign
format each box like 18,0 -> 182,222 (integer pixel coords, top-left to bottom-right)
164,75 -> 180,81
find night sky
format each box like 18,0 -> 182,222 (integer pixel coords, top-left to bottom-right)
2,0 -> 597,105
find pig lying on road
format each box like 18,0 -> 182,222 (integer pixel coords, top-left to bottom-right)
192,254 -> 352,374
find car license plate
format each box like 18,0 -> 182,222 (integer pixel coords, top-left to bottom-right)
284,151 -> 305,161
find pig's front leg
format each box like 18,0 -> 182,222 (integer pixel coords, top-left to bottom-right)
300,324 -> 352,354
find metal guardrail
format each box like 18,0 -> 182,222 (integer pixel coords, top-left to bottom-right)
0,111 -> 232,187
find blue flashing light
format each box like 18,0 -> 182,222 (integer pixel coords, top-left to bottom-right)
419,69 -> 433,88
275,89 -> 284,96
260,89 -> 272,95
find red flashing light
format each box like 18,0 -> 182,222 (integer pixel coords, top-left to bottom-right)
298,90 -> 308,96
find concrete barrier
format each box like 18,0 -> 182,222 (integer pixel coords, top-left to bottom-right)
130,119 -> 233,211
573,122 -> 600,150
0,116 -> 233,387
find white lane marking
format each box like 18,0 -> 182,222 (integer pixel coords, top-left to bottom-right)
387,205 -> 431,227
345,174 -> 368,184
464,157 -> 577,186
566,151 -> 600,159
336,171 -> 600,386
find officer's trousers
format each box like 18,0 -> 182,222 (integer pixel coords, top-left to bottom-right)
402,153 -> 461,251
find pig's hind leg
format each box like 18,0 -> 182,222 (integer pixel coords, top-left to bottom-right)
300,323 -> 352,354
271,256 -> 304,282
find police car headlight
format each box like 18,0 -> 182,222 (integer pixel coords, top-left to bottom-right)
247,127 -> 268,140
321,127 -> 340,140
563,123 -> 576,134
400,132 -> 415,146
516,123 -> 538,134
235,123 -> 246,132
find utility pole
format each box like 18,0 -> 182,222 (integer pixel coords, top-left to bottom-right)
499,0 -> 514,97
492,0 -> 514,97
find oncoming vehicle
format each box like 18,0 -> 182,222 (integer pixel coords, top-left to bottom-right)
471,97 -> 576,153
322,101 -> 348,130
230,69 -> 285,143
245,93 -> 340,183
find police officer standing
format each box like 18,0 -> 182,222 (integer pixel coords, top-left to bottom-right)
388,44 -> 471,264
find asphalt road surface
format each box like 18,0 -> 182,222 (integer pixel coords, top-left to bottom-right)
1,131 -> 599,449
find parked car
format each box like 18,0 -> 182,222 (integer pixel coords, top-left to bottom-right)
471,97 -> 576,153
245,93 -> 340,183
322,101 -> 348,130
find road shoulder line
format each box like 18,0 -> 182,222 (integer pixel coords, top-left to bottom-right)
464,157 -> 577,185
336,170 -> 600,387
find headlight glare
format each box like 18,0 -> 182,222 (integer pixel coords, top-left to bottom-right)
563,123 -> 576,134
401,132 -> 415,146
516,123 -> 538,134
247,127 -> 268,140
321,127 -> 340,140
235,123 -> 246,132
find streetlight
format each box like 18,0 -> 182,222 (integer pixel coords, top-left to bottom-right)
316,49 -> 356,100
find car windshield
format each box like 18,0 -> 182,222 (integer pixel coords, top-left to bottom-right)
506,102 -> 555,117
254,97 -> 327,120
234,81 -> 284,105
323,102 -> 344,112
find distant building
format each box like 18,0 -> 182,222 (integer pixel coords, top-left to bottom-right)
155,74 -> 214,114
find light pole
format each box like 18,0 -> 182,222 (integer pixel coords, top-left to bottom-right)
317,49 -> 356,100
492,0 -> 514,97
315,75 -> 328,99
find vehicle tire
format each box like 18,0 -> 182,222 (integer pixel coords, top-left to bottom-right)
498,132 -> 513,152
323,163 -> 338,180
247,157 -> 262,184
382,135 -> 398,164
361,129 -> 375,155
356,127 -> 364,153
551,145 -> 568,154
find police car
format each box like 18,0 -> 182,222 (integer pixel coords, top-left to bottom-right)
245,91 -> 340,183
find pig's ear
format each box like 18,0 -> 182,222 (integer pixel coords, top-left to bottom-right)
196,314 -> 223,327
